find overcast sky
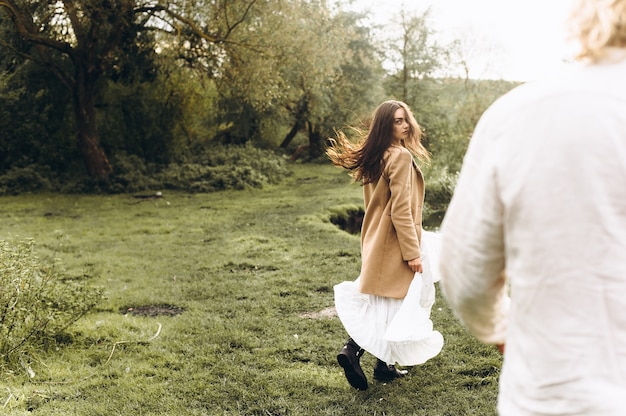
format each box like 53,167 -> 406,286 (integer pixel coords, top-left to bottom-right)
347,0 -> 576,81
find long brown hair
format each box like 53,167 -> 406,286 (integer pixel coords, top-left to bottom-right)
326,100 -> 429,184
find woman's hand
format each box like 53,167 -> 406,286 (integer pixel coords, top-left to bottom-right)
408,257 -> 423,273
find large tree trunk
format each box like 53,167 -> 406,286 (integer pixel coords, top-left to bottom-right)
74,68 -> 112,180
307,122 -> 324,160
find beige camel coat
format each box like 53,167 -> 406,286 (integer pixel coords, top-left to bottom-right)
359,145 -> 424,299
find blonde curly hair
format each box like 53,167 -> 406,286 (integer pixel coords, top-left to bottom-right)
568,0 -> 626,61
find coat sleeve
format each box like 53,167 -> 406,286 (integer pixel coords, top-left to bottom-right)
386,148 -> 421,261
438,110 -> 510,345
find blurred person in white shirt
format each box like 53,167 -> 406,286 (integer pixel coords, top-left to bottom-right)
438,0 -> 626,414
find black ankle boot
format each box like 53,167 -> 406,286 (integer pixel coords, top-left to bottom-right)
373,358 -> 408,381
337,338 -> 368,390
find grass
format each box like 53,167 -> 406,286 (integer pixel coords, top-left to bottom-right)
0,163 -> 501,415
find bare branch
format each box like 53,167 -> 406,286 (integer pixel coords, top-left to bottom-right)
135,0 -> 257,45
134,4 -> 220,43
222,0 -> 257,39
0,1 -> 73,55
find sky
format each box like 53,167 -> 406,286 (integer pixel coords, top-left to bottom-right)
348,0 -> 577,81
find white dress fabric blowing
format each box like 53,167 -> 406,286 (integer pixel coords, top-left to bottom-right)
334,230 -> 444,366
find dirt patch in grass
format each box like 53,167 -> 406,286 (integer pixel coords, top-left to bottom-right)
121,304 -> 185,317
299,306 -> 337,319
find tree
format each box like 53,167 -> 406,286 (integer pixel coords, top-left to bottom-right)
0,0 -> 258,180
215,0 -> 385,159
0,13 -> 76,174
383,7 -> 451,102
381,6 -> 455,151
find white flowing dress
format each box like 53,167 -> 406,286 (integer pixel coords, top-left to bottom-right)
334,230 -> 444,366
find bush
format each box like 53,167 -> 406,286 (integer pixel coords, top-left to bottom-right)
0,144 -> 292,195
105,152 -> 163,193
424,166 -> 458,229
0,164 -> 54,195
0,239 -> 103,374
159,144 -> 290,192
194,142 -> 291,185
159,164 -> 263,192
136,143 -> 292,193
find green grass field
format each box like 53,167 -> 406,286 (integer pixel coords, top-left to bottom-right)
1,163 -> 501,415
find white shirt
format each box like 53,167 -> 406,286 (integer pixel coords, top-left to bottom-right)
439,53 -> 626,415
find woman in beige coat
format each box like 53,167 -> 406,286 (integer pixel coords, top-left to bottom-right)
327,100 -> 443,391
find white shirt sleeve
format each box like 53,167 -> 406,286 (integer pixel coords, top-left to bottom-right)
438,107 -> 510,344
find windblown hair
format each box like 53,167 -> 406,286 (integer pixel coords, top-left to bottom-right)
326,100 -> 430,185
568,0 -> 626,61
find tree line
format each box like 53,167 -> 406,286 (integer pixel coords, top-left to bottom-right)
0,0 -> 518,193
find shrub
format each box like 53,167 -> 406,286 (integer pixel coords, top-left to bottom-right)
0,144 -> 292,195
0,164 -> 54,195
196,142 -> 291,185
106,152 -> 163,193
155,143 -> 292,193
0,239 -> 103,374
424,166 -> 458,229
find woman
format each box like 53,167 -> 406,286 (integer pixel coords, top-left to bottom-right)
327,100 -> 443,391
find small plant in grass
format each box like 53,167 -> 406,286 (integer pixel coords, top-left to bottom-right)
0,239 -> 103,375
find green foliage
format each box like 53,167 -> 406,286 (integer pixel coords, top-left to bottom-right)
0,144 -> 291,195
0,0 -> 515,196
0,239 -> 103,373
193,142 -> 291,184
216,1 -> 385,158
115,143 -> 291,193
383,7 -> 452,93
97,81 -> 176,164
98,63 -> 220,164
422,78 -> 518,176
450,78 -> 520,138
159,164 -> 260,193
0,164 -> 53,195
0,62 -> 76,174
424,165 -> 459,229
104,152 -> 162,193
